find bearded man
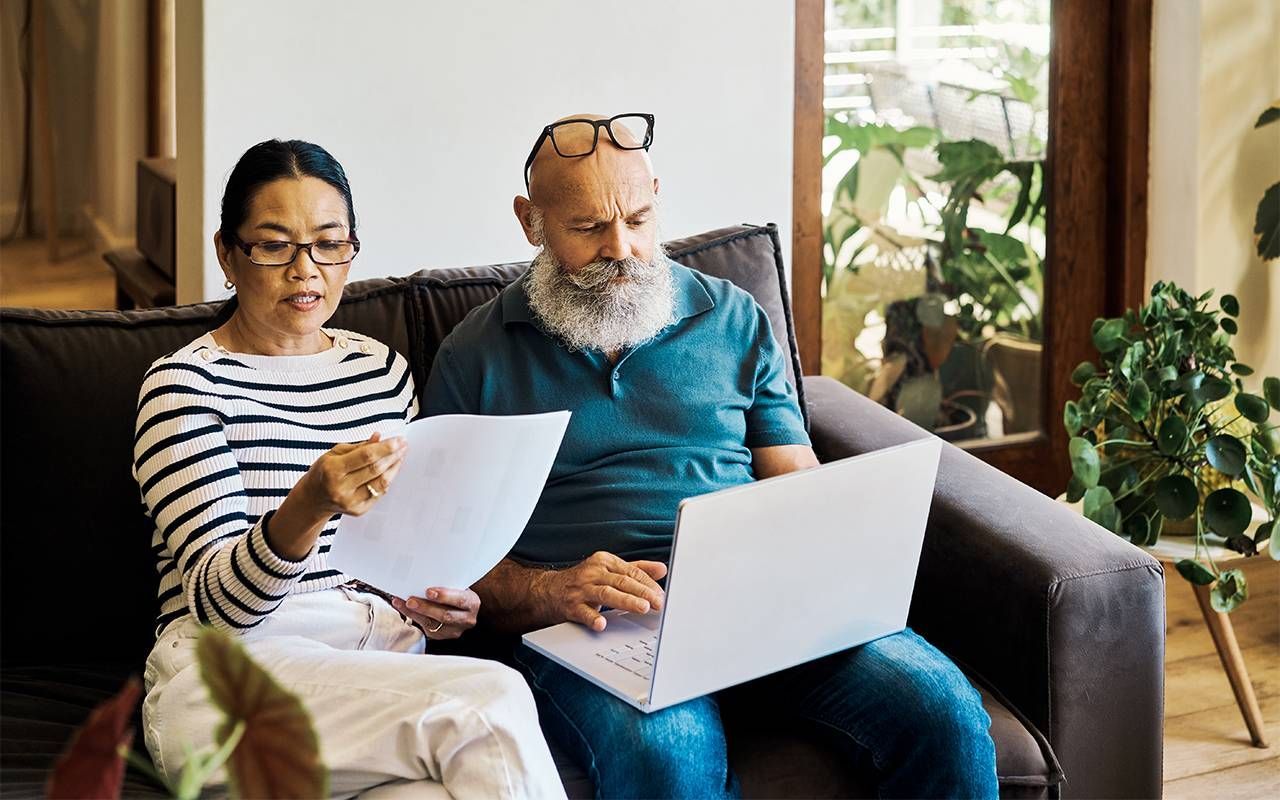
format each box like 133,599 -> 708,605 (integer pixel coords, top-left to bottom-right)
421,113 -> 997,799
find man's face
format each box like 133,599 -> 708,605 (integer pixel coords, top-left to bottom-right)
534,146 -> 660,272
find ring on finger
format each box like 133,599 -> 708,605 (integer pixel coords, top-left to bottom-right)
426,619 -> 444,633
366,482 -> 382,499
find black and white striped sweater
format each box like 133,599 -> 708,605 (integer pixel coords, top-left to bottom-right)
133,329 -> 417,637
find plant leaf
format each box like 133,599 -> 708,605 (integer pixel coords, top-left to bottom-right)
1220,294 -> 1240,316
1257,520 -> 1274,546
1065,474 -> 1088,503
1063,400 -> 1083,436
1210,569 -> 1248,613
1196,377 -> 1233,404
1083,485 -> 1120,532
197,628 -> 328,799
1158,416 -> 1188,456
1092,318 -> 1127,354
1257,106 -> 1280,127
1257,182 -> 1280,261
1234,393 -> 1271,424
1175,558 -> 1216,586
1155,474 -> 1199,520
1264,376 -> 1280,410
1271,522 -> 1280,561
1128,378 -> 1152,421
1230,363 -> 1254,376
1069,436 -> 1101,488
1206,434 -> 1247,476
1222,317 -> 1239,336
1070,361 -> 1097,386
1204,487 -> 1253,537
47,677 -> 143,800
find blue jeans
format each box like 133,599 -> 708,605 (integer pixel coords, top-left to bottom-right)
512,627 -> 998,799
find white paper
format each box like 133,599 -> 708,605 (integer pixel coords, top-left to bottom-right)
327,411 -> 570,598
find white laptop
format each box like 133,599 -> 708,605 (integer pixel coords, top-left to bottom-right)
522,437 -> 942,713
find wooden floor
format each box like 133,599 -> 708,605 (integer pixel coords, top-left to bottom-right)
2,239 -> 1279,795
1163,557 -> 1279,796
0,236 -> 116,310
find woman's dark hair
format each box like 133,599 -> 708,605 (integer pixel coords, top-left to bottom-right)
219,139 -> 356,241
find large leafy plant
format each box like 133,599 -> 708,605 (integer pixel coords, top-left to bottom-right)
48,628 -> 326,799
1064,282 -> 1280,611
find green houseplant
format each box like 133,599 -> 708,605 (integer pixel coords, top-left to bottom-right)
821,118 -> 1046,437
1063,281 -> 1280,611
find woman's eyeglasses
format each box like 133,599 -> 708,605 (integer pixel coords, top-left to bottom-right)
523,113 -> 654,191
227,235 -> 361,267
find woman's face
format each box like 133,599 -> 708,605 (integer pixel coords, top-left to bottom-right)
215,176 -> 353,348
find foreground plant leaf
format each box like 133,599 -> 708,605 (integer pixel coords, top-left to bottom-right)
197,629 -> 328,799
1155,474 -> 1199,520
47,676 -> 143,799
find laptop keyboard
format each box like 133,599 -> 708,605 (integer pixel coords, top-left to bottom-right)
595,634 -> 657,680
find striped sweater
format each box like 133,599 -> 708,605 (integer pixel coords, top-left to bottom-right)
133,328 -> 417,637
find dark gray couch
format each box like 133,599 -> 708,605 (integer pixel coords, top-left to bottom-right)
0,224 -> 1164,798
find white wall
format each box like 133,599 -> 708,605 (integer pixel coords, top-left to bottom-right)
1148,0 -> 1280,387
176,1 -> 795,303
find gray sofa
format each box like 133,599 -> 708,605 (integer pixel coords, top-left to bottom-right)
0,224 -> 1164,798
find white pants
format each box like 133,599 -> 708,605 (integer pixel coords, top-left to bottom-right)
142,587 -> 565,800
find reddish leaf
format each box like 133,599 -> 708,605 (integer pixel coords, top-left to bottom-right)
197,629 -> 327,798
46,676 -> 143,800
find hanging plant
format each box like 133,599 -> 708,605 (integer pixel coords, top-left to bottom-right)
1063,281 -> 1280,611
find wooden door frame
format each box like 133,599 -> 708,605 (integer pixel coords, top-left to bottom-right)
791,0 -> 1152,495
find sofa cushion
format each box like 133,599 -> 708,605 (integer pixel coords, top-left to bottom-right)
0,663 -> 1058,800
406,224 -> 807,425
0,278 -> 412,669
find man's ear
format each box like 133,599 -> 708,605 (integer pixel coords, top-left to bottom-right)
513,196 -> 542,246
652,176 -> 660,197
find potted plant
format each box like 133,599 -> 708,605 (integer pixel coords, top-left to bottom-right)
1063,281 -> 1280,611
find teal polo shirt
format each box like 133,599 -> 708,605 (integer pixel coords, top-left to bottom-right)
421,261 -> 810,566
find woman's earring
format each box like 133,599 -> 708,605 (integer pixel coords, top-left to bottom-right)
224,279 -> 235,290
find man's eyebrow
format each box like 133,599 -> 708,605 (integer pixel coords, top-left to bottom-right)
567,215 -> 604,225
626,205 -> 654,220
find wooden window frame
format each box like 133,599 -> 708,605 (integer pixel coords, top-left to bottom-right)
791,0 -> 1152,495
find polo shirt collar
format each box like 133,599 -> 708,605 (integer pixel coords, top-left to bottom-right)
501,257 -> 715,328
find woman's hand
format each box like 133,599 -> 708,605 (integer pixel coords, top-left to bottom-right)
300,432 -> 407,517
392,587 -> 480,640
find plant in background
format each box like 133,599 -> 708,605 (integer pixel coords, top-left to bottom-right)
929,138 -> 1045,343
48,628 -> 326,799
1254,102 -> 1279,262
1063,282 -> 1280,611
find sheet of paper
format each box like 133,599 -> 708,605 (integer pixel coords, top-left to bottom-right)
327,411 -> 570,599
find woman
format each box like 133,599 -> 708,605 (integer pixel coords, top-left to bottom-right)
134,139 -> 564,799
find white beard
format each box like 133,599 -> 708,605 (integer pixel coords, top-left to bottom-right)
524,244 -> 677,354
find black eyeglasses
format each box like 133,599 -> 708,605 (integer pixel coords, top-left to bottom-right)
227,234 -> 361,267
523,113 -> 655,191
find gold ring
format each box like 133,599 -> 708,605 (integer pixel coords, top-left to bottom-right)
367,483 -> 382,499
427,619 -> 444,633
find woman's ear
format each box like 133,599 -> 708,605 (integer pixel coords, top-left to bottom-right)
214,231 -> 235,282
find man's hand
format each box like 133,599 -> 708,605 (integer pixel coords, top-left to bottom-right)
474,553 -> 667,634
537,551 -> 667,632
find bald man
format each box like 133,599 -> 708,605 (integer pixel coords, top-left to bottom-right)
420,114 -> 997,798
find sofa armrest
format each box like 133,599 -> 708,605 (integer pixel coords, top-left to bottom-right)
804,376 -> 1164,799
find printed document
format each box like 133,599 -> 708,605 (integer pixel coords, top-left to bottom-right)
328,411 -> 570,597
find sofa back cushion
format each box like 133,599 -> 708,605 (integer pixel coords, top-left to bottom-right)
0,279 -> 411,667
409,224 -> 807,418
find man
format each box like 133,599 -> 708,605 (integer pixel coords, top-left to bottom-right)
418,113 -> 998,798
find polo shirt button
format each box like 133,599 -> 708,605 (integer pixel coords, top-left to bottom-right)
613,371 -> 620,381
